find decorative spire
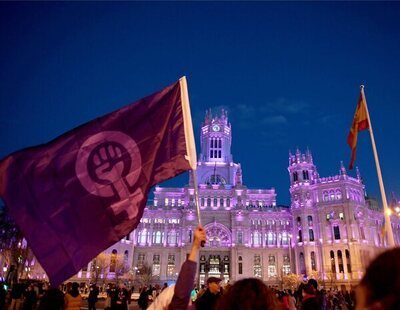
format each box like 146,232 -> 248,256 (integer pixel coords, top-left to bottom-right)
356,166 -> 362,181
340,161 -> 347,176
306,147 -> 313,163
235,164 -> 243,186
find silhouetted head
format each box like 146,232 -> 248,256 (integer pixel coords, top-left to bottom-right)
356,247 -> 400,310
215,278 -> 278,310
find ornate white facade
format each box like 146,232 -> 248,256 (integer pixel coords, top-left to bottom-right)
123,109 -> 400,288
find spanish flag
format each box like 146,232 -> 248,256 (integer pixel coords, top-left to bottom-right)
347,88 -> 370,169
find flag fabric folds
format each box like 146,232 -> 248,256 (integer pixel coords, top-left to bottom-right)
0,79 -> 193,286
347,88 -> 370,169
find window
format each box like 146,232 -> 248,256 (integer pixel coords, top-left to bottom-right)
238,262 -> 243,274
307,215 -> 313,226
138,229 -> 148,245
237,231 -> 243,245
267,232 -> 274,246
336,190 -> 342,200
309,229 -> 315,242
153,231 -> 163,244
152,254 -> 160,276
303,170 -> 309,180
188,230 -> 192,243
253,255 -> 262,278
339,212 -> 344,220
333,226 -> 341,240
283,255 -> 291,274
330,251 -> 336,273
268,255 -> 276,277
298,230 -> 303,242
138,253 -> 145,268
252,231 -> 261,247
360,227 -> 365,240
338,250 -> 344,273
167,231 -> 178,245
110,249 -> 117,272
346,250 -> 352,273
293,172 -> 298,182
167,254 -> 175,278
297,216 -> 301,224
323,191 -> 329,202
311,251 -> 317,271
124,250 -> 129,264
326,213 -> 331,221
299,253 -> 306,274
282,232 -> 288,245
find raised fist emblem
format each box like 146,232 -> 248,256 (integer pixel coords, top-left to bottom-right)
76,131 -> 143,220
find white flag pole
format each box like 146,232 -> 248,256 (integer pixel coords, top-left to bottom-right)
361,85 -> 395,247
179,77 -> 202,227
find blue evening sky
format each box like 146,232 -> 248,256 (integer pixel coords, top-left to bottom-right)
1,2 -> 399,205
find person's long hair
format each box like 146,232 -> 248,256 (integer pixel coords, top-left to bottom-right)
215,278 -> 280,310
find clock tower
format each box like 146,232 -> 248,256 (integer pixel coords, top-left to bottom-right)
196,109 -> 240,186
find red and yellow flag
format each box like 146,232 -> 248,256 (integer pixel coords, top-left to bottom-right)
347,88 -> 370,169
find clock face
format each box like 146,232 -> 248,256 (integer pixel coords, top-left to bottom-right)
212,124 -> 220,132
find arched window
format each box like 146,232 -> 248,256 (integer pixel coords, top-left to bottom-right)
303,170 -> 309,180
253,231 -> 261,246
213,197 -> 218,207
267,232 -> 274,245
329,190 -> 335,201
110,249 -> 117,272
124,250 -> 129,264
168,230 -> 178,245
299,252 -> 306,274
293,172 -> 298,182
336,189 -> 342,200
323,191 -> 329,202
338,250 -> 344,272
330,250 -> 336,273
220,198 -> 224,207
311,251 -> 317,271
298,230 -> 303,243
282,232 -> 288,245
138,229 -> 147,245
207,198 -> 211,207
153,231 -> 163,244
309,229 -> 315,241
345,250 -> 352,273
307,215 -> 313,226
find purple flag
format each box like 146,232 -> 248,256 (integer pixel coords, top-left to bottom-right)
0,79 -> 193,286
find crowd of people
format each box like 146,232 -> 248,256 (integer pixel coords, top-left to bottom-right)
1,225 -> 399,309
150,225 -> 400,310
0,281 -> 133,310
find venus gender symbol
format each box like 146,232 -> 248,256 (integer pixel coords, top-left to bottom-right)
75,131 -> 143,220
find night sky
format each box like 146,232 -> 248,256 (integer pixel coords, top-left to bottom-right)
1,2 -> 400,206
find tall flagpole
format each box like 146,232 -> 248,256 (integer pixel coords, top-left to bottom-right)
179,77 -> 204,241
360,85 -> 395,247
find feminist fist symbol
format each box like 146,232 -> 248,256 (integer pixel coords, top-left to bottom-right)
88,141 -> 132,201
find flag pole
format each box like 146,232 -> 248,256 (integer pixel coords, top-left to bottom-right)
179,77 -> 203,229
361,85 -> 395,247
